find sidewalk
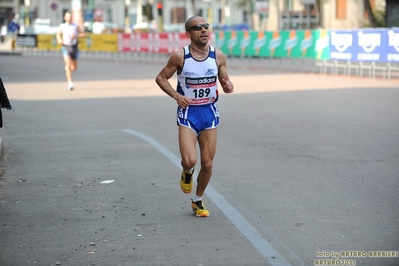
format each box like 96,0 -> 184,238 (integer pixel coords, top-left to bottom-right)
0,38 -> 22,55
0,39 -> 20,156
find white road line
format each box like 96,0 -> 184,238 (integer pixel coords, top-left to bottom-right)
123,129 -> 293,266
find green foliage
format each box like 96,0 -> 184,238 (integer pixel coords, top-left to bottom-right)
364,9 -> 386,28
373,10 -> 385,27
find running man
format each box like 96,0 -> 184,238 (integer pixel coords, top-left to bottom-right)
56,11 -> 85,91
155,16 -> 234,217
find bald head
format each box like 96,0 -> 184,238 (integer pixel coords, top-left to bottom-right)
185,16 -> 206,31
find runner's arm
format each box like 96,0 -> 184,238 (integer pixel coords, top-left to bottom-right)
78,24 -> 86,38
155,51 -> 192,108
216,49 -> 234,94
56,26 -> 63,45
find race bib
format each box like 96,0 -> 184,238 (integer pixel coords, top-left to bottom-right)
185,76 -> 218,105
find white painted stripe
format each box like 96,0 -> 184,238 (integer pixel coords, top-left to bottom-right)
101,180 -> 115,184
122,129 -> 293,266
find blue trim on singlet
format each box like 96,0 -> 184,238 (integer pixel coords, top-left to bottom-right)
184,52 -> 192,60
209,50 -> 216,59
177,80 -> 184,95
185,46 -> 215,60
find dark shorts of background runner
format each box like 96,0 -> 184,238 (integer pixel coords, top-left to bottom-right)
62,44 -> 79,60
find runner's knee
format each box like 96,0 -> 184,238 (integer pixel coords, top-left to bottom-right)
181,157 -> 196,170
200,159 -> 213,171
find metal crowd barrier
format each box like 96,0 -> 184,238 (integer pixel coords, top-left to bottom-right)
227,56 -> 399,79
315,60 -> 399,79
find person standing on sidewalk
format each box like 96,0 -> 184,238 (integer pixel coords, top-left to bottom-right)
0,77 -> 12,128
155,16 -> 234,217
56,11 -> 85,91
1,24 -> 7,43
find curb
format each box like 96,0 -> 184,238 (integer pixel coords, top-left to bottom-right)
0,51 -> 22,56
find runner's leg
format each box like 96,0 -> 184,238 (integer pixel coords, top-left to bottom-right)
63,55 -> 73,84
178,125 -> 197,171
70,59 -> 78,71
196,128 -> 217,197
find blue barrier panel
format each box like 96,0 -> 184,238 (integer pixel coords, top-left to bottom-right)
387,29 -> 399,62
355,29 -> 387,62
329,29 -> 399,62
329,30 -> 355,61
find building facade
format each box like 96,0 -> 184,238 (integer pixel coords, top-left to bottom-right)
0,0 -> 389,32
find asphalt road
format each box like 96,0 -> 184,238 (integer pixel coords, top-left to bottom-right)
0,54 -> 398,266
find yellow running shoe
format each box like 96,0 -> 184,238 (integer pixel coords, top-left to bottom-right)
191,200 -> 209,217
180,169 -> 194,194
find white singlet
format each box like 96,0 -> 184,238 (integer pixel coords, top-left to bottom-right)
176,45 -> 219,106
59,23 -> 79,46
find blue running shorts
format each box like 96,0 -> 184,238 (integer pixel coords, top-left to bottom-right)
177,103 -> 220,136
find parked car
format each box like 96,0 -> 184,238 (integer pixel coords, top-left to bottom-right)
29,18 -> 58,34
163,23 -> 185,33
132,22 -> 157,33
87,21 -> 123,34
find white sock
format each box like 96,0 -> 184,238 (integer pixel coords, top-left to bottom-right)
192,195 -> 202,202
184,167 -> 194,174
68,82 -> 73,88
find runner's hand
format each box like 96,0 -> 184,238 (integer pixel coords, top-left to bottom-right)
221,79 -> 234,93
176,94 -> 192,109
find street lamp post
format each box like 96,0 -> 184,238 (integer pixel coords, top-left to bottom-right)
88,0 -> 94,31
157,1 -> 163,32
203,0 -> 212,30
14,0 -> 20,22
125,0 -> 130,33
221,0 -> 226,25
137,0 -> 142,25
24,0 -> 30,26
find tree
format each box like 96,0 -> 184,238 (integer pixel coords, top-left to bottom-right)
364,0 -> 377,27
190,0 -> 196,16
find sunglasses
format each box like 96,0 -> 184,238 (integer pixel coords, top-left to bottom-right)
187,23 -> 210,31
